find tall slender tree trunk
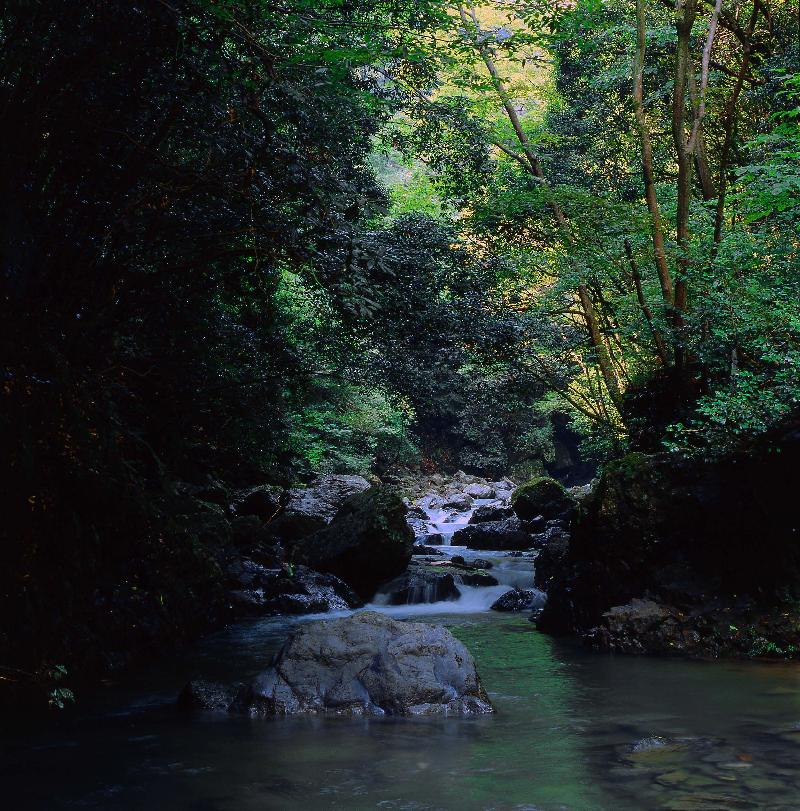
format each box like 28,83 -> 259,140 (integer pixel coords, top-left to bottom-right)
671,0 -> 698,343
624,239 -> 670,366
633,0 -> 674,309
458,4 -> 623,411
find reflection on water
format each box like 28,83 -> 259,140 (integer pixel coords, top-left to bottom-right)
2,611 -> 800,810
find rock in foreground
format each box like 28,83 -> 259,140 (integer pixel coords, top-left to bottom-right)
230,611 -> 494,717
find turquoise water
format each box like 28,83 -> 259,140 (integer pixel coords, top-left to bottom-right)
3,610 -> 800,810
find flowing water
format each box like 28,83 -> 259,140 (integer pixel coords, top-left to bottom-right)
3,499 -> 800,809
4,599 -> 800,809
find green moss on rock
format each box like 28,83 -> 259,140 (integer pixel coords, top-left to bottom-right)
511,477 -> 574,521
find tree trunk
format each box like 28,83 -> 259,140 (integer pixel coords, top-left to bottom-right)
633,0 -> 674,307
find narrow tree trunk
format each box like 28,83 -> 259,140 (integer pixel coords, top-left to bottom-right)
633,0 -> 674,307
624,239 -> 670,366
458,4 -> 623,411
578,284 -> 624,411
713,6 -> 759,244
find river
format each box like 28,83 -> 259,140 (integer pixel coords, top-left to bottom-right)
3,540 -> 800,810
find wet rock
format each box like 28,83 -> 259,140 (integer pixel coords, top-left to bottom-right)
469,504 -> 514,524
491,588 -> 546,612
412,545 -> 445,556
584,599 -> 694,655
226,560 -> 360,616
378,567 -> 460,605
231,484 -> 284,520
296,487 -> 414,600
230,514 -> 282,554
415,492 -> 443,511
528,525 -> 571,551
442,492 -> 473,511
229,611 -> 494,717
455,570 -> 499,587
567,480 -> 596,504
420,532 -> 444,545
273,474 -> 371,540
452,516 -> 531,551
464,483 -> 495,499
178,679 -> 238,712
511,477 -> 575,522
450,555 -> 493,570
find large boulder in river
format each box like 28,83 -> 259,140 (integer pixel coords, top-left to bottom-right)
511,476 -> 575,522
297,487 -> 414,599
491,588 -> 546,612
229,611 -> 494,717
452,516 -> 531,551
273,474 -> 371,540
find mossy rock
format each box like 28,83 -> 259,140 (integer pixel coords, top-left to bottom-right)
511,477 -> 574,521
296,486 -> 414,600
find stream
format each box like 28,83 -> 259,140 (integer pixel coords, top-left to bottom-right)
3,497 -> 800,810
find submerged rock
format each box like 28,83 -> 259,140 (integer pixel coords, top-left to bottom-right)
296,487 -> 414,600
228,611 -> 494,717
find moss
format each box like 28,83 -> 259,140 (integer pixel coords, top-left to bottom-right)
604,452 -> 650,480
511,476 -> 573,521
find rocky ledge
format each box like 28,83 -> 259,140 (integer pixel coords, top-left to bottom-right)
180,611 -> 494,717
536,414 -> 800,659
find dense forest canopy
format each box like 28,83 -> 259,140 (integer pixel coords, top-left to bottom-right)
1,0 -> 799,685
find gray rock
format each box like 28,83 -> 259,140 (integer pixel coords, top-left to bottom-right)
297,487 -> 415,600
276,474 -> 371,540
464,483 -> 495,499
491,588 -> 546,612
469,504 -> 513,524
378,567 -> 460,604
230,612 -> 493,717
449,554 -> 493,570
455,570 -> 499,587
178,679 -> 238,712
452,516 -> 531,551
411,545 -> 445,556
442,492 -> 473,511
226,561 -> 361,616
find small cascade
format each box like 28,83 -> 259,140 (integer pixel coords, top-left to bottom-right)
417,498 -> 496,545
366,584 -> 515,617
